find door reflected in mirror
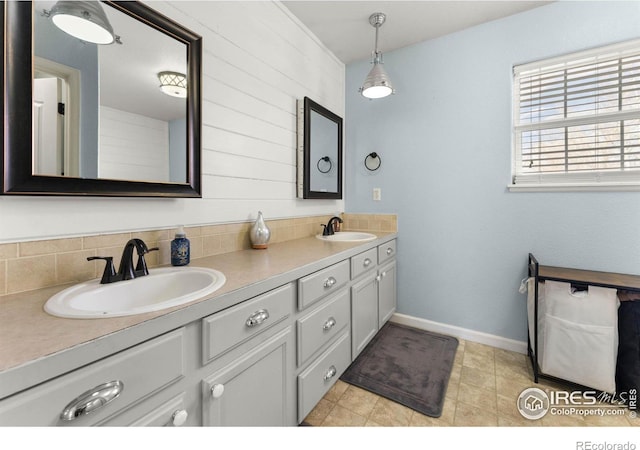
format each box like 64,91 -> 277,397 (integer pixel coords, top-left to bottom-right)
297,97 -> 343,199
33,1 -> 188,184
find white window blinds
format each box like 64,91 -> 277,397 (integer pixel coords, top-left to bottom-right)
512,40 -> 640,190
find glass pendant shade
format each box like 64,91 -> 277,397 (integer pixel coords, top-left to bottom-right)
49,1 -> 115,45
158,72 -> 188,98
360,59 -> 394,99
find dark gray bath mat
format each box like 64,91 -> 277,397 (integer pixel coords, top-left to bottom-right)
340,322 -> 458,418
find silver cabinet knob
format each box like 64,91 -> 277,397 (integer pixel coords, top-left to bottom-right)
211,384 -> 225,399
323,365 -> 337,381
323,317 -> 336,331
171,409 -> 188,427
246,309 -> 269,327
375,275 -> 382,282
323,276 -> 337,288
363,258 -> 372,267
386,247 -> 393,255
60,380 -> 124,421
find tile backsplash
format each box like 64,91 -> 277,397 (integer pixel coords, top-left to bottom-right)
0,213 -> 397,297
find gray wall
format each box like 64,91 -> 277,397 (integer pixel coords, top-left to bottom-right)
345,1 -> 640,342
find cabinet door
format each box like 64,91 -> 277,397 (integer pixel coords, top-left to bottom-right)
351,273 -> 379,360
378,260 -> 397,327
202,327 -> 294,426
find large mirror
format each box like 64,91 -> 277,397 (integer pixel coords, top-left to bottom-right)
296,97 -> 343,199
2,1 -> 202,197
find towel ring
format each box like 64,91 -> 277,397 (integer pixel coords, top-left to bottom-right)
317,156 -> 332,174
364,152 -> 381,171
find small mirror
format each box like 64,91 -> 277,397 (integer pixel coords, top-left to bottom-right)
2,1 -> 202,197
296,97 -> 343,199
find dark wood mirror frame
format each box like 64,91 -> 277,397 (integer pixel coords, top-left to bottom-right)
300,97 -> 343,200
1,1 -> 202,197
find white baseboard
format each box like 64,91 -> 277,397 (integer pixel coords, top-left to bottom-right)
390,313 -> 528,354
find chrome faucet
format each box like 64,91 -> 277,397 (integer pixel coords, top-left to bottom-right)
321,216 -> 343,236
88,238 -> 158,284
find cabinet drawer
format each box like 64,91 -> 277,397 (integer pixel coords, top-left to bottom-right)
101,392 -> 189,426
202,283 -> 293,364
297,331 -> 351,423
351,248 -> 377,280
298,260 -> 350,310
128,393 -> 188,427
378,239 -> 397,264
297,289 -> 350,367
0,329 -> 185,426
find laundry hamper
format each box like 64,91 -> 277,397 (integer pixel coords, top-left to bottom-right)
541,281 -> 619,393
526,277 -> 545,366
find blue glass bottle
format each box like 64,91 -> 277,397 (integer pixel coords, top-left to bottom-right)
171,226 -> 190,266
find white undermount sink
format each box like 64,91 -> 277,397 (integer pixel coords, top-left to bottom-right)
315,231 -> 377,242
44,267 -> 226,319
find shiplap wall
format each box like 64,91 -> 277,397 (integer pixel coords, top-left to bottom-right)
99,106 -> 170,182
0,1 -> 345,242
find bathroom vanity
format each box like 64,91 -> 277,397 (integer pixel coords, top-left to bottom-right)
0,234 -> 397,426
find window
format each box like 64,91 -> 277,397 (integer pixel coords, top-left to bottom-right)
511,40 -> 640,191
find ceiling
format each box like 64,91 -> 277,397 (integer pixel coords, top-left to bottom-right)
282,1 -> 551,64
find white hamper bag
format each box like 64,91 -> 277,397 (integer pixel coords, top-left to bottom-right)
542,281 -> 619,392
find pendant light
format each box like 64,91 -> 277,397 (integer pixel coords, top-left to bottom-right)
359,12 -> 395,99
45,1 -> 116,45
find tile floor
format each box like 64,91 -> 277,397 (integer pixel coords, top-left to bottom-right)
303,337 -> 639,427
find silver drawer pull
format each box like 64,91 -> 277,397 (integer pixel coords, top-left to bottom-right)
386,247 -> 393,255
323,317 -> 336,331
323,277 -> 337,288
375,275 -> 382,282
246,309 -> 269,327
323,365 -> 337,381
60,380 -> 124,421
363,258 -> 372,267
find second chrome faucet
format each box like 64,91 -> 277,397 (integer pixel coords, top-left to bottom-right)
88,238 -> 159,284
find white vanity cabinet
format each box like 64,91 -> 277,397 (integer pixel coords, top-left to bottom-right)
351,239 -> 397,359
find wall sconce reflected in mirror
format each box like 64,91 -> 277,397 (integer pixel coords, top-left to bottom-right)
317,156 -> 333,174
365,152 -> 381,171
158,71 -> 187,98
42,1 -> 119,45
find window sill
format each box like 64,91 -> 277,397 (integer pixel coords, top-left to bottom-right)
508,183 -> 640,192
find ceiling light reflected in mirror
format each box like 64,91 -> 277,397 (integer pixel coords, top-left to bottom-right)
158,71 -> 187,98
44,1 -> 117,45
